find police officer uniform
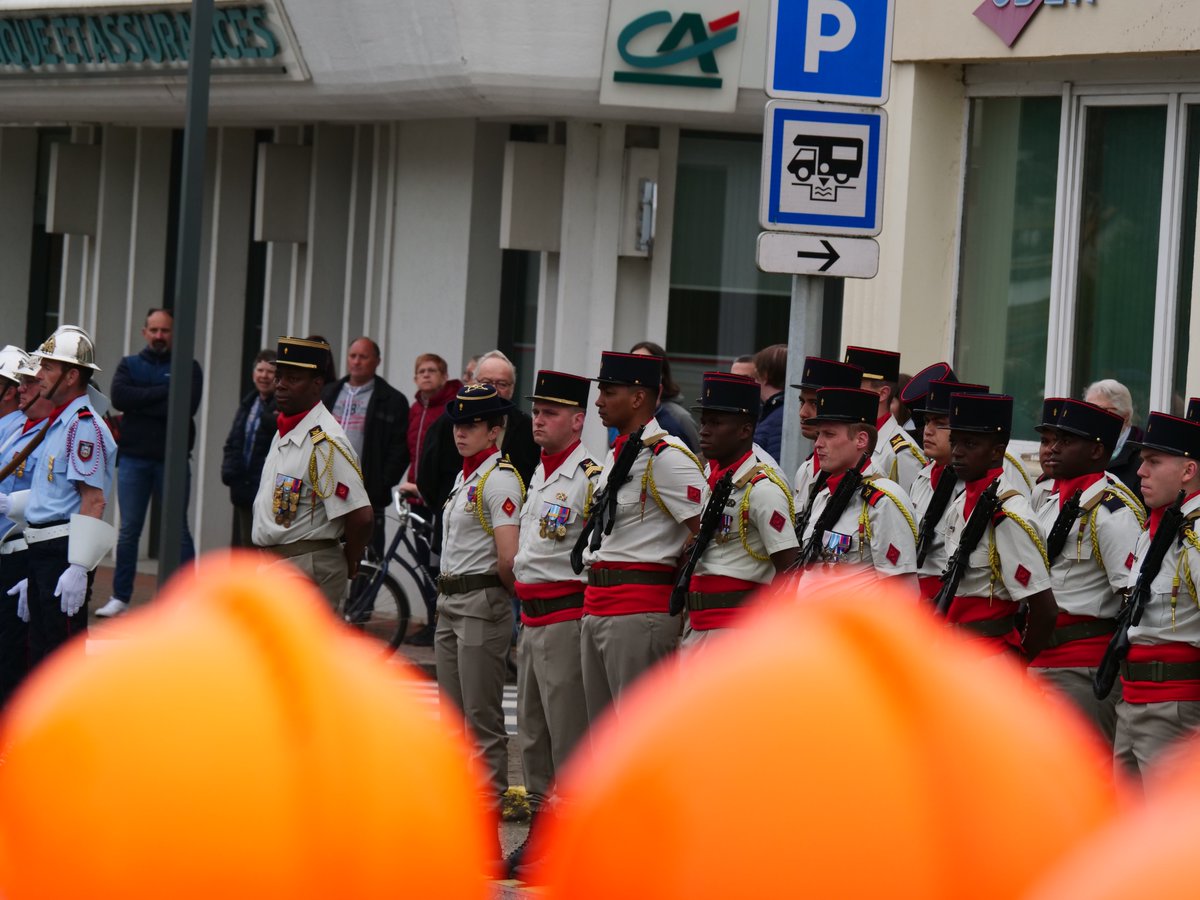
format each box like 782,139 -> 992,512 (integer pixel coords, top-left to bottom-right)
801,387 -> 920,584
1028,399 -> 1145,744
19,327 -> 116,666
252,338 -> 370,609
791,357 -> 864,523
685,373 -> 797,645
844,346 -> 927,493
1113,412 -> 1200,778
512,371 -> 599,816
581,351 -> 707,721
939,393 -> 1051,656
435,383 -> 526,804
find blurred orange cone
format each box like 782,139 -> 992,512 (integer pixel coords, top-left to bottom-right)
0,551 -> 493,899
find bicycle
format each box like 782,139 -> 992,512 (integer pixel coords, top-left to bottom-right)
343,487 -> 439,653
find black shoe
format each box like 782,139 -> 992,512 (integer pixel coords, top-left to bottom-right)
505,808 -> 549,882
404,623 -> 435,646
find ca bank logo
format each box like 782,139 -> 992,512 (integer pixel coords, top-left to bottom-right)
613,9 -> 741,89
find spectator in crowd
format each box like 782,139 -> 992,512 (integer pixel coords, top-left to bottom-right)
417,350 -> 538,515
752,344 -> 787,463
730,355 -> 757,378
398,353 -> 460,500
222,350 -> 278,547
321,337 -> 410,558
97,309 -> 203,618
630,340 -> 701,454
463,355 -> 479,384
1083,378 -> 1144,501
892,373 -> 917,436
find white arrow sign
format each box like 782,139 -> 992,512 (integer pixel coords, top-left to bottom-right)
756,232 -> 879,279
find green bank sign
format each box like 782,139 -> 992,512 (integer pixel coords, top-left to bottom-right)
0,3 -> 296,78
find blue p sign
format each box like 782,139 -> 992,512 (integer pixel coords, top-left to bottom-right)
767,0 -> 895,105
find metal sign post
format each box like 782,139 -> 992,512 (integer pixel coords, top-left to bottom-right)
158,0 -> 213,587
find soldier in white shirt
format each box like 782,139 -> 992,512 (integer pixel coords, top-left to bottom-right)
1112,411 -> 1200,780
799,387 -> 919,589
507,370 -> 600,878
844,346 -> 927,493
252,338 -> 373,609
435,383 -> 525,810
790,357 -> 863,537
683,373 -> 798,645
580,351 -> 706,721
939,392 -> 1056,659
1028,398 -> 1145,746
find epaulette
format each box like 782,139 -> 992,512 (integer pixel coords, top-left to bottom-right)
860,480 -> 919,541
78,407 -> 93,419
578,457 -> 602,479
862,483 -> 886,507
990,489 -> 1023,525
497,458 -> 518,473
735,463 -> 767,490
888,434 -> 908,453
1100,491 -> 1132,515
308,425 -> 326,444
651,440 -> 671,456
891,433 -> 928,464
641,431 -> 669,447
1099,481 -> 1147,527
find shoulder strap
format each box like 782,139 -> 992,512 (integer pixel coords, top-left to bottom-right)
735,463 -> 766,490
859,480 -> 918,542
889,433 -> 928,466
578,457 -> 603,479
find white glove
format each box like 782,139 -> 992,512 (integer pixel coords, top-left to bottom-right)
54,564 -> 88,617
0,492 -> 9,516
7,578 -> 27,623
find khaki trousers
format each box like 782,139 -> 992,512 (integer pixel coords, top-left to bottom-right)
261,545 -> 347,611
1114,698 -> 1200,782
1030,665 -> 1120,747
517,618 -> 589,809
435,585 -> 513,802
581,612 -> 679,722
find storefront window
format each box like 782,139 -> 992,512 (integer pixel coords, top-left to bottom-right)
1070,104 -> 1166,421
956,97 -> 1061,440
667,132 -> 792,405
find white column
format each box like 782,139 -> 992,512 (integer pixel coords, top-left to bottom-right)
125,128 -> 173,348
89,125 -> 137,373
0,128 -> 37,344
303,124 -> 355,356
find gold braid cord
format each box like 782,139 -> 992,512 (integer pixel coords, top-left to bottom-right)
307,431 -> 363,500
1000,507 -> 1051,572
1105,483 -> 1148,528
736,471 -> 795,563
1005,452 -> 1032,491
860,479 -> 919,543
474,457 -> 527,537
642,442 -> 705,517
906,444 -> 929,468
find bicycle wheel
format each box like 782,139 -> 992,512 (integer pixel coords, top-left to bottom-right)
346,562 -> 412,653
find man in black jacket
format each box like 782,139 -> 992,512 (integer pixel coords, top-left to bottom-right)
321,337 -> 410,557
97,308 -> 204,618
222,350 -> 278,547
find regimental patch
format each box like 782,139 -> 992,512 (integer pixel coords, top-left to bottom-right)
687,485 -> 702,504
886,544 -> 900,565
335,482 -> 349,500
1015,564 -> 1031,587
502,497 -> 517,518
77,441 -> 94,462
1126,553 -> 1136,571
770,511 -> 786,533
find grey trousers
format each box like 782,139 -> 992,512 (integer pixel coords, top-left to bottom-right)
581,612 -> 679,722
1030,665 -> 1120,747
435,586 -> 514,802
517,618 -> 589,809
1114,697 -> 1200,782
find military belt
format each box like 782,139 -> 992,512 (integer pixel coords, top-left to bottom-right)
522,593 -> 585,618
257,538 -> 340,560
587,568 -> 674,588
685,590 -> 752,611
438,572 -> 503,595
952,616 -> 1017,638
1120,660 -> 1200,683
1045,618 -> 1118,648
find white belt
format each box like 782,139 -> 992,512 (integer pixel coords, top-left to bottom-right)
24,524 -> 70,544
0,538 -> 27,555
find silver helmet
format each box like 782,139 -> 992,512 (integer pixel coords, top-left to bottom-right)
0,345 -> 31,385
31,325 -> 102,372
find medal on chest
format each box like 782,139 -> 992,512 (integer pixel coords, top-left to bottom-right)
464,485 -> 478,513
273,474 -> 303,526
538,501 -> 571,540
46,455 -> 55,483
714,513 -> 735,544
820,530 -> 854,563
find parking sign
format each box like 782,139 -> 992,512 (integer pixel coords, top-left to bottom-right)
759,100 -> 887,236
767,0 -> 895,105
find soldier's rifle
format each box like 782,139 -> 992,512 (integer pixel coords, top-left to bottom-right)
570,424 -> 645,574
933,477 -> 1001,616
669,470 -> 734,616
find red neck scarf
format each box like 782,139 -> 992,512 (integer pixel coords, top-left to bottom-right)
963,468 -> 1004,519
277,403 -> 317,437
21,416 -> 46,434
462,446 -> 500,480
1149,489 -> 1200,539
541,440 -> 580,480
876,414 -> 891,431
812,454 -> 820,476
824,456 -> 867,496
930,462 -> 947,490
707,450 -> 752,491
1053,472 -> 1106,510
